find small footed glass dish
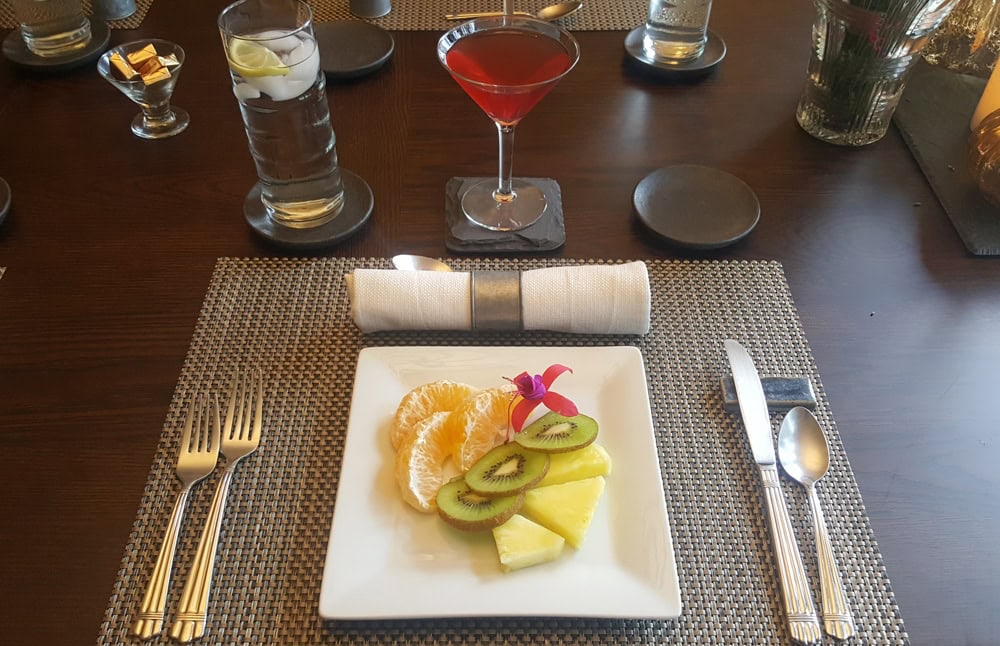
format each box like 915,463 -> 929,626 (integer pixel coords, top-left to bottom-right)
97,39 -> 189,139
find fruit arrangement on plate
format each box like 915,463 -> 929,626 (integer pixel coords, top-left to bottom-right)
391,365 -> 612,572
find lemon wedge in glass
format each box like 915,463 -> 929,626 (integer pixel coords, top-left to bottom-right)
227,39 -> 289,77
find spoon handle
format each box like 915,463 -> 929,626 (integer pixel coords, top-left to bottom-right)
444,10 -> 532,19
808,486 -> 856,640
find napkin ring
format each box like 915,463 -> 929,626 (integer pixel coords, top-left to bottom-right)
470,270 -> 522,331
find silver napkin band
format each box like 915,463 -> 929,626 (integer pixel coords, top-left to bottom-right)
470,270 -> 522,330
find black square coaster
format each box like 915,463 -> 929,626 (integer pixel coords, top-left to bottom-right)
445,177 -> 566,253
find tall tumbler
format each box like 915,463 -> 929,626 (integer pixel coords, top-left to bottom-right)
218,0 -> 346,228
796,0 -> 962,146
642,0 -> 713,62
9,0 -> 91,57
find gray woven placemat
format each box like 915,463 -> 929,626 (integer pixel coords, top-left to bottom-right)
310,0 -> 645,31
0,0 -> 154,29
95,257 -> 907,646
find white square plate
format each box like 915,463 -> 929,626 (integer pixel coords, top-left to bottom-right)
319,346 -> 681,620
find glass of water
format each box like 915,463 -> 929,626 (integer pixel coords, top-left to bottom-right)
218,0 -> 346,229
9,0 -> 91,58
642,0 -> 713,62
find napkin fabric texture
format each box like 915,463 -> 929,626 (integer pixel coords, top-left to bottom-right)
445,177 -> 566,253
348,261 -> 651,335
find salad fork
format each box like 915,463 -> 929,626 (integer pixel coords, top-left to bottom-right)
132,394 -> 220,639
170,369 -> 263,643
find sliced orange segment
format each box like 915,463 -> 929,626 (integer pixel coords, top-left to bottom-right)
394,411 -> 452,512
445,385 -> 516,471
391,380 -> 480,449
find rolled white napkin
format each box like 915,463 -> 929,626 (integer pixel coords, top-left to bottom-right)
347,261 -> 651,334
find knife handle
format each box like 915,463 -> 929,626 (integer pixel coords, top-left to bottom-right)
759,464 -> 822,644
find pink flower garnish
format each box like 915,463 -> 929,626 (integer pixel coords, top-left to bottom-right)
504,364 -> 578,440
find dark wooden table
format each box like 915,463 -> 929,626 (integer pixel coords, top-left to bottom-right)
1,1 -> 998,645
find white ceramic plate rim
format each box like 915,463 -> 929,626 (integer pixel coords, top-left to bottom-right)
319,346 -> 681,620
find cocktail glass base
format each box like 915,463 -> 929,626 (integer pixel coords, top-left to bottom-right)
131,107 -> 189,140
243,168 -> 373,249
461,178 -> 548,232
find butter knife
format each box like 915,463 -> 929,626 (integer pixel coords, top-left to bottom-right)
724,340 -> 822,644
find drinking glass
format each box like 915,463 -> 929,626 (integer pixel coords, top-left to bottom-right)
437,16 -> 580,232
97,40 -> 189,140
9,0 -> 91,58
643,0 -> 713,62
923,0 -> 1000,77
219,0 -> 346,229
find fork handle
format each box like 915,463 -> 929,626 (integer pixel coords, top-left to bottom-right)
131,489 -> 191,639
169,469 -> 234,643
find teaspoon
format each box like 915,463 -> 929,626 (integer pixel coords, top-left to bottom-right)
777,406 -> 857,640
445,1 -> 583,21
390,254 -> 454,272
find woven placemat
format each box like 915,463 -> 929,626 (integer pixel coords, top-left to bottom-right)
310,0 -> 645,31
96,257 -> 907,646
0,0 -> 153,29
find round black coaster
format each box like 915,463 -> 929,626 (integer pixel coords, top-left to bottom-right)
314,21 -> 394,80
624,26 -> 726,80
244,169 -> 373,249
0,176 -> 11,227
2,20 -> 110,72
633,164 -> 759,249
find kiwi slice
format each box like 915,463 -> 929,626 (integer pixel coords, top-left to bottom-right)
464,443 -> 550,497
436,477 -> 524,531
514,412 -> 599,453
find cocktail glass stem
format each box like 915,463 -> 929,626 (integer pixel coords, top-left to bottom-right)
141,103 -> 176,129
495,123 -> 517,202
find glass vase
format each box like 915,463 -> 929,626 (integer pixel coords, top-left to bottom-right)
796,0 -> 962,146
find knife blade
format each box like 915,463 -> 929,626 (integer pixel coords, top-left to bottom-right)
724,340 -> 821,644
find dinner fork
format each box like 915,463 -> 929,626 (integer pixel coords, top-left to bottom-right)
170,369 -> 263,643
131,394 -> 220,639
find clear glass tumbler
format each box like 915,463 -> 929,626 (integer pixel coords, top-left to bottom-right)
642,0 -> 713,62
10,0 -> 91,58
796,0 -> 962,146
923,0 -> 1000,77
218,0 -> 346,229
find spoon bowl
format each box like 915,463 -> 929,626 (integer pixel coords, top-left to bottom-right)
777,406 -> 856,640
391,254 -> 454,272
445,1 -> 583,22
777,406 -> 829,486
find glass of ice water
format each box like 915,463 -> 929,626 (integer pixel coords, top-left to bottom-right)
642,0 -> 713,62
218,0 -> 346,229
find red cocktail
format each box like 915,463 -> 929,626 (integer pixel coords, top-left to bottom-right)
438,17 -> 580,231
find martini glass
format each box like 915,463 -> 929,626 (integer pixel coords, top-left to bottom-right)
97,39 -> 189,140
437,16 -> 580,231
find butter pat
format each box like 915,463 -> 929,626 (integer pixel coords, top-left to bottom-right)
109,51 -> 138,80
126,43 -> 158,68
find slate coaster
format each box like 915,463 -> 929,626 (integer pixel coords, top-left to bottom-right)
445,177 -> 566,253
893,61 -> 1000,255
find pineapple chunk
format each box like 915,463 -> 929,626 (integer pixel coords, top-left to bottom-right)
492,514 -> 565,572
537,443 -> 612,487
522,476 -> 606,549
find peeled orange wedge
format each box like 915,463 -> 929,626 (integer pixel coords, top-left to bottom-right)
394,411 -> 452,512
444,385 -> 516,471
390,380 -> 480,450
